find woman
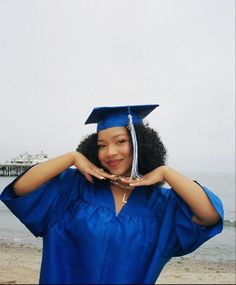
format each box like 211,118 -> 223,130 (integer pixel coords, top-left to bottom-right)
0,104 -> 223,284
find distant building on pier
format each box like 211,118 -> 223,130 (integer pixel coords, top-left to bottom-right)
0,151 -> 48,176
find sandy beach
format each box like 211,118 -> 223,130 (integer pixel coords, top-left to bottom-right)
0,244 -> 235,284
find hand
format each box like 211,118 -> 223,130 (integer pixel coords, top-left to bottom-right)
72,152 -> 115,183
122,166 -> 167,187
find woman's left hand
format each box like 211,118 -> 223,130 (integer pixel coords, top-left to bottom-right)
122,166 -> 167,187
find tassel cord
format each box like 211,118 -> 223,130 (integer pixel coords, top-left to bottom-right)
128,114 -> 142,180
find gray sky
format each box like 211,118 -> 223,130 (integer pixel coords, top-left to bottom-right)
0,0 -> 235,173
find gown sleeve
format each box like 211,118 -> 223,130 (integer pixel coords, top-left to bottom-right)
0,167 -> 83,237
159,182 -> 224,258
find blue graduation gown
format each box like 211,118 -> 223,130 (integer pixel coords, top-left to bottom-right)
0,168 -> 224,284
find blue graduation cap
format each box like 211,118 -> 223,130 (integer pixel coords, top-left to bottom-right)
85,104 -> 159,132
85,104 -> 159,179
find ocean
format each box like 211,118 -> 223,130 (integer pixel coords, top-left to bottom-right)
0,172 -> 235,261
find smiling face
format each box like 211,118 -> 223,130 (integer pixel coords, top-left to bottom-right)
97,127 -> 132,177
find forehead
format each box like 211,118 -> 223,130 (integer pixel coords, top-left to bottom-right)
97,127 -> 129,140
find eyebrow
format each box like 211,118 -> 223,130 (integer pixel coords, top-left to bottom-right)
97,133 -> 128,142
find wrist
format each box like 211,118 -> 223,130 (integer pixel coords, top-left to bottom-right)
161,165 -> 169,181
68,151 -> 79,165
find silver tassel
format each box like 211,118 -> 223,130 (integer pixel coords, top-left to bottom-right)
128,114 -> 142,180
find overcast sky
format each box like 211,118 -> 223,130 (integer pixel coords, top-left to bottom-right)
0,0 -> 235,173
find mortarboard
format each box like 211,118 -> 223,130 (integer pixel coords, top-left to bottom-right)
85,104 -> 159,132
85,104 -> 159,179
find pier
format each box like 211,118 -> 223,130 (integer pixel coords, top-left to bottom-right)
0,164 -> 31,176
0,151 -> 48,177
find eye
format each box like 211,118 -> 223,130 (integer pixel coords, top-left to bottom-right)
117,139 -> 128,145
97,144 -> 106,150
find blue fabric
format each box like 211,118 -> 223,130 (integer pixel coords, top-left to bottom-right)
97,111 -> 142,132
0,168 -> 224,284
84,104 -> 159,132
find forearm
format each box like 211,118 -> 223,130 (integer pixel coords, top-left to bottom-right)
13,152 -> 76,196
163,166 -> 220,226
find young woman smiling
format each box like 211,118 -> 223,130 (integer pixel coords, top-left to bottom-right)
0,104 -> 223,284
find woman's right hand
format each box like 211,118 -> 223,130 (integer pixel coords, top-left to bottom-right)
13,151 -> 115,196
72,151 -> 115,183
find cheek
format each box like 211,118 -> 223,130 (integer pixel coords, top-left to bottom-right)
124,144 -> 132,159
98,151 -> 107,167
98,151 -> 103,162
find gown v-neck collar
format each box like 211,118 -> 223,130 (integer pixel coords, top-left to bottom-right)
105,183 -> 139,216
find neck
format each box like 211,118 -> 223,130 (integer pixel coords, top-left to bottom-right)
110,181 -> 134,204
109,179 -> 134,191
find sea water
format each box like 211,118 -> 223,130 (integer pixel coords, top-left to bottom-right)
0,173 -> 235,261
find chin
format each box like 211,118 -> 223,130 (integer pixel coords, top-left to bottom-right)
109,170 -> 123,176
111,169 -> 131,177
103,163 -> 131,177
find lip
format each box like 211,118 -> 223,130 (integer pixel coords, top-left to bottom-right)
107,159 -> 123,168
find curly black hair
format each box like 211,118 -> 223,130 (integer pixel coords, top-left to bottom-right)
76,124 -> 167,187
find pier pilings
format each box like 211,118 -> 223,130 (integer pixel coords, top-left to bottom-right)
0,164 -> 31,176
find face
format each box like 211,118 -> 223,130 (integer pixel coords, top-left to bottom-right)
97,127 -> 132,177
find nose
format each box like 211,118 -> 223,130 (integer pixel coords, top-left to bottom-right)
105,144 -> 118,158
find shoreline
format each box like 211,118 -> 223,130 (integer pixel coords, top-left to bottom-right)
0,244 -> 235,284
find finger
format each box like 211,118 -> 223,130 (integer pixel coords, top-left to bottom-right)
100,172 -> 116,179
83,172 -> 94,183
121,177 -> 144,184
129,179 -> 150,187
120,177 -> 131,183
92,167 -> 116,180
90,170 -> 107,180
89,168 -> 114,180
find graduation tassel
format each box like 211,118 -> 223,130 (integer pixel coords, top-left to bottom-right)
128,112 -> 142,180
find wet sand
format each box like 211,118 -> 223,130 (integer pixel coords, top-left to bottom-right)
0,244 -> 235,284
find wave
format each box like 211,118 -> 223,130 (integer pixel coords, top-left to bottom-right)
224,219 -> 236,227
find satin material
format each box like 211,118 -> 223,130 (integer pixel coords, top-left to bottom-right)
84,104 -> 159,132
0,169 -> 224,284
